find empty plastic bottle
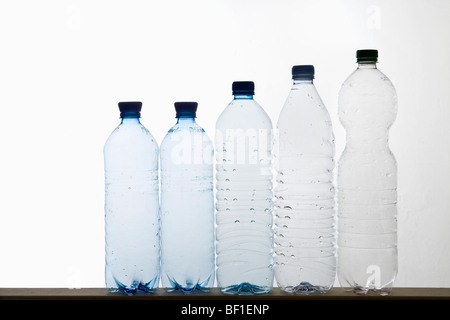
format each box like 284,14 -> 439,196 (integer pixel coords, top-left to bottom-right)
215,81 -> 274,295
104,101 -> 160,294
337,49 -> 398,295
160,102 -> 215,293
274,65 -> 336,294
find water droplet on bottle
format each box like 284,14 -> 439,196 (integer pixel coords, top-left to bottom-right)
233,198 -> 237,202
234,220 -> 240,224
251,220 -> 255,223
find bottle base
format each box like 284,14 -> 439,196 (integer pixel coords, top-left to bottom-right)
107,283 -> 156,296
106,275 -> 159,295
280,282 -> 331,295
220,282 -> 271,295
164,283 -> 211,294
352,285 -> 392,296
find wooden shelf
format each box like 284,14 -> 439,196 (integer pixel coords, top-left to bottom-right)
1,287 -> 449,300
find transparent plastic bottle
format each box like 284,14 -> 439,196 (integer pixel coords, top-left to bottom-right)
104,101 -> 160,295
274,66 -> 336,294
337,49 -> 397,295
215,81 -> 274,295
160,102 -> 215,293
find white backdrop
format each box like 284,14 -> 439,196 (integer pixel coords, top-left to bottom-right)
0,0 -> 449,288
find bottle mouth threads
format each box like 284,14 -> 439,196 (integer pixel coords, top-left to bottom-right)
232,81 -> 255,95
356,49 -> 378,63
118,101 -> 142,118
292,65 -> 315,80
174,101 -> 197,118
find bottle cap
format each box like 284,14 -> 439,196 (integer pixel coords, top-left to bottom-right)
356,49 -> 378,63
118,101 -> 142,118
292,65 -> 315,80
232,81 -> 255,95
175,101 -> 197,118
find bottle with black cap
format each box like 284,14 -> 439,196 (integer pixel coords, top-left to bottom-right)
337,49 -> 398,295
215,81 -> 274,295
104,101 -> 160,294
160,102 -> 215,293
274,65 -> 336,294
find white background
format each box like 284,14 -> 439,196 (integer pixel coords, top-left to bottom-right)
0,0 -> 449,288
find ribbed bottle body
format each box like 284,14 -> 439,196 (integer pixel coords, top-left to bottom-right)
160,117 -> 215,292
215,97 -> 274,295
275,79 -> 336,294
337,61 -> 398,295
104,118 -> 160,294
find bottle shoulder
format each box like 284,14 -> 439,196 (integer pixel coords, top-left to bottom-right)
216,99 -> 272,130
161,121 -> 212,147
340,67 -> 397,96
278,84 -> 331,127
338,67 -> 398,126
104,122 -> 158,150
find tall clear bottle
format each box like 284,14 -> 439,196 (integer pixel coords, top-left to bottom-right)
215,81 -> 274,295
160,102 -> 215,293
274,66 -> 336,294
104,101 -> 160,294
337,50 -> 398,295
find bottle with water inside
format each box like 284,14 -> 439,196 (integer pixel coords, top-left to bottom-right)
274,65 -> 336,294
215,81 -> 274,295
160,102 -> 215,293
337,49 -> 397,295
104,101 -> 160,294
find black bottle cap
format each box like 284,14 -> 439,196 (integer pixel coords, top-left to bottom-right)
356,49 -> 378,63
175,101 -> 197,118
232,81 -> 255,95
292,65 -> 315,80
118,101 -> 142,118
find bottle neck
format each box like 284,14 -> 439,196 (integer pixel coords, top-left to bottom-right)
233,94 -> 253,100
357,62 -> 377,69
176,116 -> 196,124
121,117 -> 140,124
293,79 -> 313,85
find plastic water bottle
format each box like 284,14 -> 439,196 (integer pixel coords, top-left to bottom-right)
274,66 -> 336,294
215,81 -> 274,295
337,49 -> 397,295
160,102 -> 215,293
104,101 -> 160,294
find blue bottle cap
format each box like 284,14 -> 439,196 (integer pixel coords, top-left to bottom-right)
232,81 -> 255,95
118,101 -> 142,118
292,65 -> 315,80
175,101 -> 197,118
